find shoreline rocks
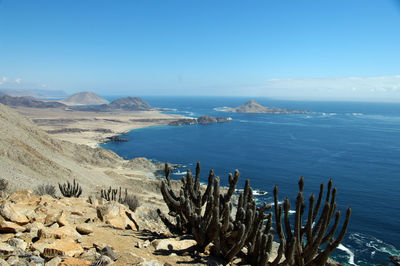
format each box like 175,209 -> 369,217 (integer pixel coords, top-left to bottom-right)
169,115 -> 232,126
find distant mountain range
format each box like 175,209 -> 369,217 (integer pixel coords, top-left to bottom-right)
221,100 -> 310,114
0,89 -> 67,98
0,95 -> 67,108
72,97 -> 153,111
60,91 -> 109,106
0,94 -> 153,112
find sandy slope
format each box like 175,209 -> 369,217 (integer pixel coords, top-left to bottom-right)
0,103 -> 167,198
14,107 -> 182,147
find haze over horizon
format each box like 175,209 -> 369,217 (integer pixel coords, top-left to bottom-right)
1,0 -> 400,102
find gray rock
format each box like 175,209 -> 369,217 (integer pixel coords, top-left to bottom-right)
6,256 -> 19,265
101,246 -> 117,261
46,257 -> 62,266
98,255 -> 114,265
0,258 -> 8,266
0,243 -> 15,254
29,256 -> 44,264
7,238 -> 27,251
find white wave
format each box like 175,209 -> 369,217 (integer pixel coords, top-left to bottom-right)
253,190 -> 268,196
271,200 -> 284,206
214,106 -> 230,112
172,171 -> 187,176
352,113 -> 363,116
288,210 -> 296,214
337,244 -> 357,265
162,108 -> 178,112
235,189 -> 268,196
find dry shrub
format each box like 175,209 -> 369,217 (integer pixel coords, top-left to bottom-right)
0,179 -> 9,192
35,184 -> 57,198
123,194 -> 140,212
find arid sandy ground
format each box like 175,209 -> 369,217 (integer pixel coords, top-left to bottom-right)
14,107 -> 183,147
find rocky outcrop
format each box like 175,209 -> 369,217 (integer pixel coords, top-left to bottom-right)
169,115 -> 232,126
0,190 -> 142,264
102,135 -> 129,143
222,99 -> 310,114
0,95 -> 67,108
60,92 -> 109,106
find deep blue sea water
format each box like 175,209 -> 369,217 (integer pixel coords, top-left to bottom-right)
102,96 -> 400,265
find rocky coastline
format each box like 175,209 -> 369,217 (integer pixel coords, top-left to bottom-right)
169,115 -> 232,126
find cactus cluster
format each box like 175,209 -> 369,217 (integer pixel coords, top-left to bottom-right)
101,186 -> 127,203
58,179 -> 82,198
159,162 -> 214,237
100,186 -> 139,212
159,162 -> 351,265
272,177 -> 351,265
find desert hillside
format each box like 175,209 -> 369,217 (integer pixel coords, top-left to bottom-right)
0,103 -> 163,195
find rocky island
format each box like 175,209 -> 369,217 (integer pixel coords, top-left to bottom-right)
221,99 -> 311,114
169,115 -> 232,126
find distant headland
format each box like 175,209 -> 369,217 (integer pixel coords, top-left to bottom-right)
219,100 -> 311,114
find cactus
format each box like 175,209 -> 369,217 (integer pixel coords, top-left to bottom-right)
58,179 -> 82,198
101,186 -> 125,203
159,162 -> 351,265
159,162 -> 272,261
159,162 -> 214,236
271,177 -> 351,266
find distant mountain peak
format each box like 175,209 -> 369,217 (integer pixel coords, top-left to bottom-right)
108,97 -> 153,111
61,91 -> 109,106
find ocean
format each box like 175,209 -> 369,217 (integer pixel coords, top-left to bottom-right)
102,96 -> 400,265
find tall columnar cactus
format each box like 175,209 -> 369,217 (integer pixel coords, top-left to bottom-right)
159,162 -> 272,260
159,162 -> 351,265
272,177 -> 351,266
101,186 -> 126,203
58,179 -> 82,198
159,162 -> 214,236
212,178 -> 274,262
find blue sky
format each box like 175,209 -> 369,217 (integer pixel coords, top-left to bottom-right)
1,0 -> 400,101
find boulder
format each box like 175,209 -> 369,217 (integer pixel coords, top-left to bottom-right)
0,242 -> 15,254
96,202 -> 138,230
7,238 -> 27,251
0,258 -> 8,266
57,211 -> 70,226
25,221 -> 45,233
151,238 -> 196,252
0,201 -> 29,225
42,240 -> 84,258
0,220 -> 26,233
7,190 -> 40,205
44,211 -> 62,226
76,224 -> 93,235
46,256 -> 63,266
59,257 -> 91,266
38,225 -> 81,240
